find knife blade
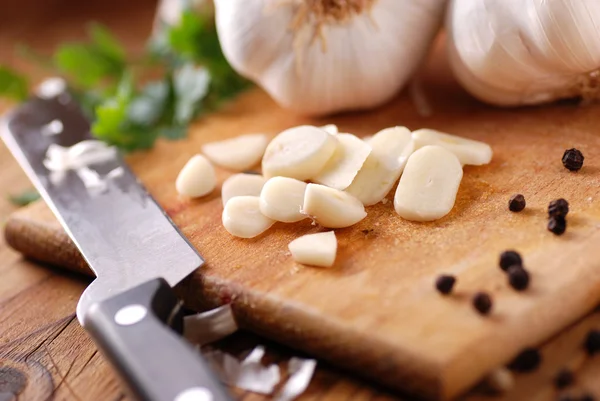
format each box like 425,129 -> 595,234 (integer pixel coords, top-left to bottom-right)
1,83 -> 233,401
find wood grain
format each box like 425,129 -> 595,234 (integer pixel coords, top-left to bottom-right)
7,37 -> 600,399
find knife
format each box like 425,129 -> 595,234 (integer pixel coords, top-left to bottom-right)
1,82 -> 233,401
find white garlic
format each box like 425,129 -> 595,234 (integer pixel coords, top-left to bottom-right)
262,125 -> 337,180
303,183 -> 366,228
202,133 -> 268,171
221,173 -> 266,206
346,126 -> 413,205
259,177 -> 307,223
288,231 -> 337,268
176,154 -> 216,197
311,133 -> 371,190
222,196 -> 275,238
215,0 -> 448,115
447,0 -> 600,106
320,124 -> 338,135
411,128 -> 492,166
394,146 -> 463,222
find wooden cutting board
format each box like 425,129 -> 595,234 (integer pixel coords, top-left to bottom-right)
6,48 -> 600,400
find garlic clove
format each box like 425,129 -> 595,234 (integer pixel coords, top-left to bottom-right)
222,196 -> 275,238
394,145 -> 463,222
320,124 -> 338,135
312,133 -> 371,190
259,176 -> 307,223
262,125 -> 338,180
303,183 -> 366,228
288,231 -> 337,268
202,133 -> 268,171
176,154 -> 216,198
412,128 -> 492,166
221,173 -> 266,206
346,126 -> 414,205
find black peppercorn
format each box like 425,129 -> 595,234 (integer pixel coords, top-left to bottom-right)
507,266 -> 530,291
473,292 -> 493,315
508,194 -> 526,212
581,394 -> 596,401
508,347 -> 542,372
562,148 -> 584,171
435,275 -> 456,295
499,250 -> 523,272
549,198 -> 570,218
584,329 -> 600,356
548,216 -> 567,235
553,368 -> 575,389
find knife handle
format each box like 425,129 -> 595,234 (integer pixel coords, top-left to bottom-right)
84,278 -> 233,401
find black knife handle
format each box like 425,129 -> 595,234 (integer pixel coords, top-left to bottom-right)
84,278 -> 233,401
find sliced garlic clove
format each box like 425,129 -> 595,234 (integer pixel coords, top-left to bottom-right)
288,231 -> 337,268
320,124 -> 338,135
176,154 -> 216,198
303,184 -> 366,228
202,133 -> 268,171
394,145 -> 463,222
259,176 -> 307,223
412,128 -> 492,166
221,173 -> 266,206
346,126 -> 414,205
222,196 -> 275,238
312,133 -> 371,190
262,125 -> 338,180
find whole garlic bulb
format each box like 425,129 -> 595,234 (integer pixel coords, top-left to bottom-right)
214,0 -> 447,116
448,0 -> 600,106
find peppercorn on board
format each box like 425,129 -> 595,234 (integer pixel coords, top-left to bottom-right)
6,52 -> 600,401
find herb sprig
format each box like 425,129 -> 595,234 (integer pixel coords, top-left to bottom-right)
0,9 -> 249,151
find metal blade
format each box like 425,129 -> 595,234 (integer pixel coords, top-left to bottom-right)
1,90 -> 203,323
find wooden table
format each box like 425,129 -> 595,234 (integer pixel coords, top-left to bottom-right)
2,1 -> 600,400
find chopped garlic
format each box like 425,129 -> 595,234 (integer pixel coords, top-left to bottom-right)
320,124 -> 338,135
202,133 -> 268,171
484,368 -> 514,393
311,133 -> 372,190
262,126 -> 338,180
222,196 -> 275,238
176,155 -> 216,198
222,173 -> 266,206
394,146 -> 463,221
288,231 -> 337,267
259,177 -> 307,223
346,126 -> 414,205
303,184 -> 366,228
411,128 -> 492,166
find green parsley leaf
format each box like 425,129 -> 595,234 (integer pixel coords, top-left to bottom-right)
127,80 -> 169,126
0,65 -> 28,101
8,189 -> 40,207
173,64 -> 210,125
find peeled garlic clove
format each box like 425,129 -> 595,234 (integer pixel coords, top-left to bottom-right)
311,133 -> 371,190
202,133 -> 268,171
303,184 -> 366,228
412,128 -> 492,166
394,146 -> 463,222
320,124 -> 338,135
262,125 -> 338,180
447,0 -> 600,106
222,196 -> 275,238
215,0 -> 447,116
288,231 -> 337,268
259,177 -> 307,223
176,155 -> 216,197
221,173 -> 266,206
346,126 -> 414,205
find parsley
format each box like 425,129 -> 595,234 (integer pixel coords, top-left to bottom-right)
8,189 -> 40,207
0,66 -> 28,101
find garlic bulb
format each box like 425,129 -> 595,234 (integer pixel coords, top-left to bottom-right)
215,0 -> 447,115
448,0 -> 600,106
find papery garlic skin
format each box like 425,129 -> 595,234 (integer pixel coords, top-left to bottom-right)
448,0 -> 600,106
215,0 -> 447,116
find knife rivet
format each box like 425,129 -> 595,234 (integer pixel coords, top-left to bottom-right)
114,304 -> 147,326
174,387 -> 213,401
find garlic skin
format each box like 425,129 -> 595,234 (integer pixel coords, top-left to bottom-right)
448,0 -> 600,106
215,0 -> 447,115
